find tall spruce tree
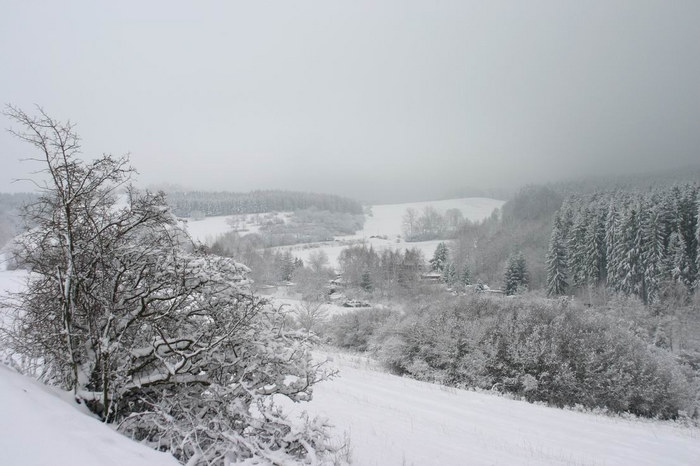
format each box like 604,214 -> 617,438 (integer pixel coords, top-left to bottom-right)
504,251 -> 528,295
641,204 -> 665,303
443,262 -> 458,286
460,263 -> 472,286
568,210 -> 588,289
583,208 -> 606,287
616,208 -> 643,296
605,202 -> 621,290
696,197 -> 700,290
429,242 -> 449,273
546,214 -> 568,296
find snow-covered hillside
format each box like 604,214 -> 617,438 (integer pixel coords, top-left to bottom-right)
280,350 -> 700,466
180,213 -> 281,245
287,197 -> 504,269
0,365 -> 179,466
0,270 -> 179,466
179,198 -> 504,268
358,197 -> 502,239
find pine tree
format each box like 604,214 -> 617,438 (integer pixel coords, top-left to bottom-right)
675,186 -> 698,287
669,230 -> 691,288
583,208 -> 606,287
504,251 -> 528,295
460,263 -> 472,286
429,242 -> 449,273
442,262 -> 457,286
546,214 -> 568,296
696,197 -> 700,290
568,210 -> 588,289
605,202 -> 621,290
616,208 -> 643,296
640,202 -> 666,304
360,270 -> 373,292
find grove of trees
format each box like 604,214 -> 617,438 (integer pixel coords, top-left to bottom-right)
546,185 -> 700,304
168,189 -> 363,218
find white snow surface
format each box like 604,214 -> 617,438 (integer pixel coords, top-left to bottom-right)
358,197 -> 503,239
0,365 -> 179,466
180,215 -> 236,245
284,197 -> 504,269
179,198 -> 504,267
181,212 -> 289,245
280,350 -> 700,466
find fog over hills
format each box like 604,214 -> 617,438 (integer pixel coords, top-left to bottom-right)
2,1 -> 699,202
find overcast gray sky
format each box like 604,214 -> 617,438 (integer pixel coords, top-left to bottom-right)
1,1 -> 699,202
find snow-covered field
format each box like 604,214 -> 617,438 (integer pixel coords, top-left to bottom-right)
280,350 -> 700,466
283,197 -> 504,269
179,198 -> 504,268
358,197 -> 503,239
0,365 -> 179,466
180,212 -> 288,245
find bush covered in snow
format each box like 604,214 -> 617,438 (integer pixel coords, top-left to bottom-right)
2,107 -> 343,465
372,294 -> 696,419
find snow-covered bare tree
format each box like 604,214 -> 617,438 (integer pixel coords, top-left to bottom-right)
2,106 -> 341,464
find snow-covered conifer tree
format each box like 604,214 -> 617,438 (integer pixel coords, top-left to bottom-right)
568,210 -> 588,289
460,263 -> 472,286
504,251 -> 528,295
429,242 -> 449,273
616,207 -> 643,296
546,214 -> 568,296
442,262 -> 457,286
605,202 -> 621,290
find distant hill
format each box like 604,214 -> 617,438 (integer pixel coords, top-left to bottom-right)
166,190 -> 363,217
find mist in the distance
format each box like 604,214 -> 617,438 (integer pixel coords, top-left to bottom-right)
1,1 -> 699,202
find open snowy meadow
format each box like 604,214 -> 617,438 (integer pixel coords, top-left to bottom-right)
182,197 -> 505,270
280,350 -> 700,466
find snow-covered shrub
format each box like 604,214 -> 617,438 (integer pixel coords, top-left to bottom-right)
325,308 -> 397,352
373,293 -> 695,418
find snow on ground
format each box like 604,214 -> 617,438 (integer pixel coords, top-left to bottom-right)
177,197 -> 504,268
357,197 -> 503,239
180,215 -> 237,245
279,350 -> 700,466
284,197 -> 504,269
180,212 -> 289,245
288,238 -> 457,271
271,296 -> 359,319
0,365 -> 179,466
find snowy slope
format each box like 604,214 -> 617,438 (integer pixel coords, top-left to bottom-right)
180,212 -> 288,245
284,197 -> 504,269
0,365 -> 179,466
0,270 -> 179,466
358,197 -> 503,239
279,351 -> 700,466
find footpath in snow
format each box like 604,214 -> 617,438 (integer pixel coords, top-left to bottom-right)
280,351 -> 700,466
